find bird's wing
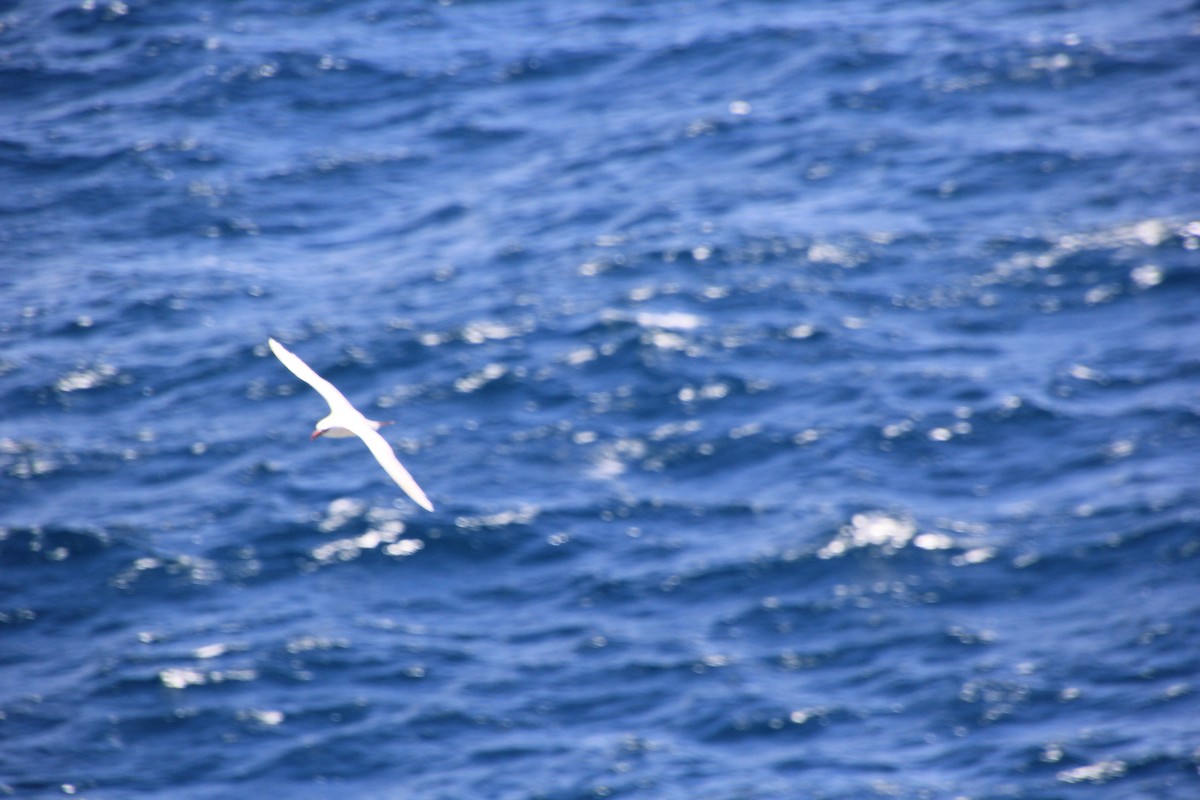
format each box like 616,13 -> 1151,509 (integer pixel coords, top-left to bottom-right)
349,419 -> 436,512
268,338 -> 356,416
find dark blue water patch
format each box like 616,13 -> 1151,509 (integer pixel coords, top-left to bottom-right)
0,525 -> 138,635
624,22 -> 820,84
0,521 -> 116,563
489,46 -> 626,96
0,135 -> 134,191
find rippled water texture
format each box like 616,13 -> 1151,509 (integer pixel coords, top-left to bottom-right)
2,1 -> 1199,798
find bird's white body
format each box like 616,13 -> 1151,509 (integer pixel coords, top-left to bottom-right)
267,338 -> 434,512
314,417 -> 366,438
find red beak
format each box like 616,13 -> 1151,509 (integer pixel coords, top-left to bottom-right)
310,430 -> 324,440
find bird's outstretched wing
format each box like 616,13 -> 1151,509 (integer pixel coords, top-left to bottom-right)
268,338 -> 356,416
348,417 -> 436,512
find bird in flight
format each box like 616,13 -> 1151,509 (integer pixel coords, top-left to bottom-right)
267,338 -> 434,512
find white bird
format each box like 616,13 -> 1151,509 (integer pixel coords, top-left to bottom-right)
267,337 -> 434,512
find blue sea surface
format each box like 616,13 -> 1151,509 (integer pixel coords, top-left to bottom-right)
2,0 -> 1199,797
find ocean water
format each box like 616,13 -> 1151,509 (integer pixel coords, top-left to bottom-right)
2,0 -> 1199,797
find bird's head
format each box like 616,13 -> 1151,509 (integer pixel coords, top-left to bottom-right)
311,414 -> 337,440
